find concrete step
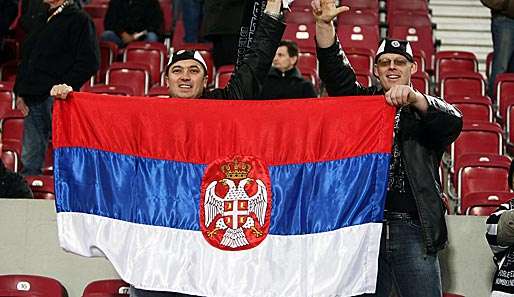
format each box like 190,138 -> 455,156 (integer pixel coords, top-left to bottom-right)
432,16 -> 491,26
435,30 -> 491,40
430,0 -> 484,5
435,21 -> 490,32
431,6 -> 491,18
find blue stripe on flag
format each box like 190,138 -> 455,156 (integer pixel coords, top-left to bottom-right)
55,147 -> 389,235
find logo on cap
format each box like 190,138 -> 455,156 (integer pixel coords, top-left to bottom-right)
391,41 -> 400,48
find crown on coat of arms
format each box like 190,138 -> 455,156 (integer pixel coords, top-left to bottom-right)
221,159 -> 251,180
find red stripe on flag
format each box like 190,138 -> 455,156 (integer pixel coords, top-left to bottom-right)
53,93 -> 395,165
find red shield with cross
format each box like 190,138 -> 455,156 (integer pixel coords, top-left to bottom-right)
199,155 -> 272,251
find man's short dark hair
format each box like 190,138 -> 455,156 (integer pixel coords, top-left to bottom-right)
279,40 -> 299,58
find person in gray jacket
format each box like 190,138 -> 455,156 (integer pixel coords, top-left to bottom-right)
312,0 -> 462,296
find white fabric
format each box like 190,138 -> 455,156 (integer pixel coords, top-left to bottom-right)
58,212 -> 382,297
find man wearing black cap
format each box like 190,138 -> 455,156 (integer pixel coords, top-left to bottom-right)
311,0 -> 463,296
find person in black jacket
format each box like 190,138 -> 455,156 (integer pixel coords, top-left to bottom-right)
13,0 -> 99,176
101,0 -> 163,48
259,39 -> 317,99
0,159 -> 33,198
312,1 -> 462,296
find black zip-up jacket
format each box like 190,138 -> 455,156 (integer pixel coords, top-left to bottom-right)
104,0 -> 163,35
317,39 -> 463,254
0,160 -> 33,198
259,66 -> 317,99
14,2 -> 99,100
201,14 -> 285,100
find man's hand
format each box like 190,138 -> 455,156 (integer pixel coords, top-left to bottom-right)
120,32 -> 135,44
385,85 -> 428,112
265,0 -> 282,14
50,84 -> 73,99
311,0 -> 349,24
16,97 -> 29,116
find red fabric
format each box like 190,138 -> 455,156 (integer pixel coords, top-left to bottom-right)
53,93 -> 395,165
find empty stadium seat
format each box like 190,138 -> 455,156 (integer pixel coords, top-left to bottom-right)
147,86 -> 170,98
214,65 -> 234,89
435,51 -> 478,84
25,175 -> 55,200
355,71 -> 372,87
445,95 -> 493,123
106,62 -> 151,96
439,72 -> 485,97
462,191 -> 514,216
411,71 -> 430,94
413,49 -> 427,73
1,143 -> 21,172
283,23 -> 316,53
337,21 -> 380,51
504,101 -> 514,153
340,0 -> 379,12
123,41 -> 168,84
449,122 -> 503,173
297,52 -> 318,76
486,51 -> 493,80
82,279 -> 130,297
285,11 -> 314,24
97,41 -> 118,84
343,47 -> 374,74
455,154 -> 511,209
494,73 -> 514,119
1,109 -> 25,163
0,274 -> 65,297
0,85 -> 15,114
83,4 -> 108,18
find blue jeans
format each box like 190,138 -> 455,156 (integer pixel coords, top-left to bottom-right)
130,287 -> 199,297
21,96 -> 53,176
489,14 -> 514,98
101,31 -> 159,48
182,0 -> 203,43
357,218 -> 442,297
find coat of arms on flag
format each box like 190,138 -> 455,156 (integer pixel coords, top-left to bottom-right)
201,156 -> 272,250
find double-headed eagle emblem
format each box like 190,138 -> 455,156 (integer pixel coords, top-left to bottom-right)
203,159 -> 268,248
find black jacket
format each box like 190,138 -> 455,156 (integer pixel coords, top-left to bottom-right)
201,14 -> 285,100
0,161 -> 33,198
317,39 -> 463,254
202,0 -> 245,38
259,67 -> 317,99
14,2 -> 99,100
104,0 -> 163,35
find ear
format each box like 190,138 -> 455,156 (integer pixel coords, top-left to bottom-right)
373,64 -> 379,78
291,55 -> 298,66
203,75 -> 208,88
410,62 -> 418,75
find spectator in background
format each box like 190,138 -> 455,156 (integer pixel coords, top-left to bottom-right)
0,0 -> 18,52
0,160 -> 33,198
481,0 -> 514,98
102,0 -> 163,48
259,40 -> 317,99
13,0 -> 99,176
182,0 -> 203,43
313,0 -> 462,296
486,160 -> 514,296
202,0 -> 244,68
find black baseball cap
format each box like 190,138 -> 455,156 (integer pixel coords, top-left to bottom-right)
374,38 -> 414,63
165,50 -> 208,75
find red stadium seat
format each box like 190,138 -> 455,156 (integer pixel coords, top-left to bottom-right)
337,10 -> 379,26
297,51 -> 318,76
411,71 -> 430,94
340,0 -> 379,12
439,72 -> 485,97
83,84 -> 135,96
462,191 -> 514,216
486,51 -> 494,80
25,175 -> 55,200
83,279 -> 130,297
1,143 -> 21,172
337,22 -> 380,52
387,12 -> 434,72
97,41 -> 118,84
445,95 -> 493,123
455,154 -> 511,209
300,68 -> 321,93
355,71 -> 372,87
147,86 -> 170,98
0,274 -> 65,297
449,122 -> 503,173
443,293 -> 465,297
285,11 -> 314,24
123,41 -> 168,85
106,62 -> 151,96
387,0 -> 429,17
344,47 -> 374,74
92,17 -> 105,38
1,109 -> 25,162
159,0 -> 173,37
0,86 -> 15,115
283,23 -> 316,53
83,4 -> 108,18
435,51 -> 478,84
494,73 -> 514,119
504,102 -> 514,153
214,65 -> 234,89
0,60 -> 19,82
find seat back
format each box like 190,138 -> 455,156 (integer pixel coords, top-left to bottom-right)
445,96 -> 492,123
0,275 -> 65,297
435,51 -> 478,83
25,175 -> 55,200
83,279 -> 130,297
283,23 -> 316,53
411,71 -> 430,94
495,73 -> 514,119
440,72 -> 485,97
106,62 -> 151,96
123,42 -> 167,85
462,192 -> 514,216
344,47 -> 374,74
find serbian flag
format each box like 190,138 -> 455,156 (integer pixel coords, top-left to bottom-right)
53,93 -> 394,297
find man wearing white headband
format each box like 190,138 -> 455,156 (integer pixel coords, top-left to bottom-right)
312,0 -> 462,296
52,0 -> 285,103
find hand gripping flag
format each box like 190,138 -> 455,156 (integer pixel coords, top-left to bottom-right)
53,93 -> 395,297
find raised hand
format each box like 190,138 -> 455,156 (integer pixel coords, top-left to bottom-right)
311,0 -> 349,24
50,84 -> 74,100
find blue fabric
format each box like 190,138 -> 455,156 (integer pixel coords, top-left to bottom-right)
100,30 -> 159,48
21,96 -> 53,175
54,147 -> 389,235
489,14 -> 514,98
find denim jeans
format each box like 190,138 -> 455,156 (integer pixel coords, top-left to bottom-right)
130,287 -> 199,297
182,0 -> 203,43
101,30 -> 159,48
357,218 -> 442,297
21,96 -> 53,176
489,14 -> 514,99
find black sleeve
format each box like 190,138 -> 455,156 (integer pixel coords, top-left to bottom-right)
302,80 -> 317,98
103,0 -> 122,32
63,14 -> 100,90
146,0 -> 163,34
316,37 -> 379,96
1,172 -> 33,198
205,14 -> 285,100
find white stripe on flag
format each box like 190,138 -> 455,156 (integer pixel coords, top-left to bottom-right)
58,212 -> 382,297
